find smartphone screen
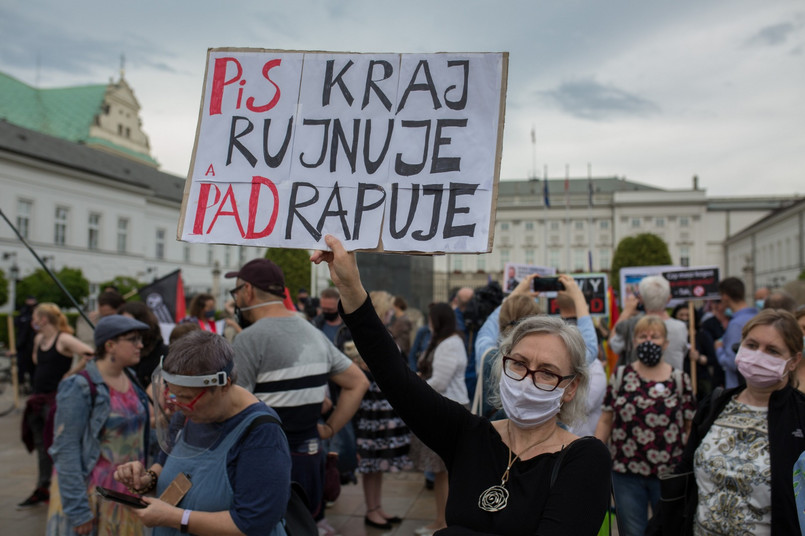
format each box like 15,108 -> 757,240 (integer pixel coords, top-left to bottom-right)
95,486 -> 148,509
532,277 -> 565,291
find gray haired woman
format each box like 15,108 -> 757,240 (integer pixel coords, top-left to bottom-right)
312,235 -> 611,535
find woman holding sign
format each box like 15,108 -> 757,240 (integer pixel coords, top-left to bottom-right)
312,235 -> 611,535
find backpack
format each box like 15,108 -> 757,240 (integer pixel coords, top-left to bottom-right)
44,370 -> 98,457
240,414 -> 318,536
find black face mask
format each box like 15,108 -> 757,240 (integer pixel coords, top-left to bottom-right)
234,305 -> 252,329
636,341 -> 663,367
322,311 -> 339,322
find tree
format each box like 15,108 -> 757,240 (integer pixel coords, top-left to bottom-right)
0,269 -> 8,307
99,276 -> 143,300
264,248 -> 311,297
16,267 -> 90,309
610,233 -> 672,291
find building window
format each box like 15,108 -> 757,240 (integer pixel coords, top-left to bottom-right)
655,217 -> 665,227
680,246 -> 690,267
452,256 -> 463,271
573,250 -> 585,272
548,249 -> 560,270
599,220 -> 609,230
54,206 -> 68,245
525,222 -> 535,231
117,124 -> 123,135
631,218 -> 640,228
17,199 -> 32,239
476,256 -> 486,272
224,246 -> 232,267
117,218 -> 128,252
550,221 -> 560,231
574,221 -> 584,231
680,216 -> 689,227
239,246 -> 246,265
525,248 -> 535,264
184,244 -> 191,263
207,246 -> 214,265
500,222 -> 509,231
88,213 -> 100,250
599,249 -> 611,271
156,228 -> 166,260
500,249 -> 510,265
125,127 -> 131,138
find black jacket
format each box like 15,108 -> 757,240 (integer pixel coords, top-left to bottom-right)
675,384 -> 805,535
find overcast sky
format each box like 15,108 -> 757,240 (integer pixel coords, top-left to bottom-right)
1,0 -> 803,197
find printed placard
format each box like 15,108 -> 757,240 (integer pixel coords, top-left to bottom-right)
503,262 -> 556,293
546,273 -> 609,317
661,266 -> 721,301
178,49 -> 508,253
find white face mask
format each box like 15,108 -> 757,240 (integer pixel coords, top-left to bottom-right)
499,373 -> 564,428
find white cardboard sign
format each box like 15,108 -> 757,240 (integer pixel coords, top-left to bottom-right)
178,49 -> 508,253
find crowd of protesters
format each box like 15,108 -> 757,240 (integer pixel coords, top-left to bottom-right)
7,255 -> 805,536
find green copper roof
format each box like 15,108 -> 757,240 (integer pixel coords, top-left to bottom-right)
0,71 -> 107,142
0,71 -> 156,165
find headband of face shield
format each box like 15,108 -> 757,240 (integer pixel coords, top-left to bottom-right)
152,358 -> 234,458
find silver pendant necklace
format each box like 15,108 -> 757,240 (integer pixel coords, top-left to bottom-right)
478,421 -> 554,512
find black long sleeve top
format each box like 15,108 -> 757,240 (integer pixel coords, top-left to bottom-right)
342,296 -> 611,535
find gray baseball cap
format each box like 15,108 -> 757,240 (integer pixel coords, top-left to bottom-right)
94,315 -> 149,349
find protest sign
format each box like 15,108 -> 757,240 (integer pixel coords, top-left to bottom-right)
661,266 -> 720,301
619,265 -> 682,307
503,262 -> 555,293
546,273 -> 609,317
178,49 -> 508,253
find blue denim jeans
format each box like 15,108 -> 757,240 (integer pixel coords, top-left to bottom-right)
611,471 -> 660,536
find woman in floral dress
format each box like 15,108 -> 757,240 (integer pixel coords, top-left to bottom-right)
47,315 -> 151,535
596,315 -> 696,536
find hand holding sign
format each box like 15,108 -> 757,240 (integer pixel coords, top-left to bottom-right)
310,235 -> 366,313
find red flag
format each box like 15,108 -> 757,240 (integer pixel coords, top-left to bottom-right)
175,272 -> 186,322
282,287 -> 296,311
604,286 -> 619,377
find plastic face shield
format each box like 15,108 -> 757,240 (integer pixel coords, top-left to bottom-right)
151,359 -> 232,458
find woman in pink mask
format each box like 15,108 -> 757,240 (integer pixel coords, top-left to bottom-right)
667,308 -> 805,535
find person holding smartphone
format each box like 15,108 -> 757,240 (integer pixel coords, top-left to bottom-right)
113,330 -> 291,536
47,315 -> 150,535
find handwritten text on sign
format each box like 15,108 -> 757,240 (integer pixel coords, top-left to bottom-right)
178,49 -> 507,252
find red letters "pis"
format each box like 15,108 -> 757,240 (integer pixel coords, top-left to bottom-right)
191,176 -> 279,239
209,57 -> 283,115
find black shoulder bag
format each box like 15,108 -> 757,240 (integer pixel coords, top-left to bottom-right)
240,415 -> 318,536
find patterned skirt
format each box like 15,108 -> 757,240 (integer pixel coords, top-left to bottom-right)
354,378 -> 413,474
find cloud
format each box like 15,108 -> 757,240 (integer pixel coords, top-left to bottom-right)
539,78 -> 660,121
746,22 -> 797,47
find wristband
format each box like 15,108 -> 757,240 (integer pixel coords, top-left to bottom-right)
180,509 -> 191,533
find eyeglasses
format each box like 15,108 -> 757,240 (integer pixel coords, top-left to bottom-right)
164,386 -> 208,412
119,334 -> 143,345
229,284 -> 246,300
502,356 -> 576,392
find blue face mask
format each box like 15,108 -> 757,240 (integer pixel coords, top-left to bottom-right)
755,300 -> 765,309
725,308 -> 733,316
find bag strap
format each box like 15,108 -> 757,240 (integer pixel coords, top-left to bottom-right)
612,365 -> 626,394
672,368 -> 683,398
76,370 -> 98,406
549,437 -> 593,489
240,414 -> 283,443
